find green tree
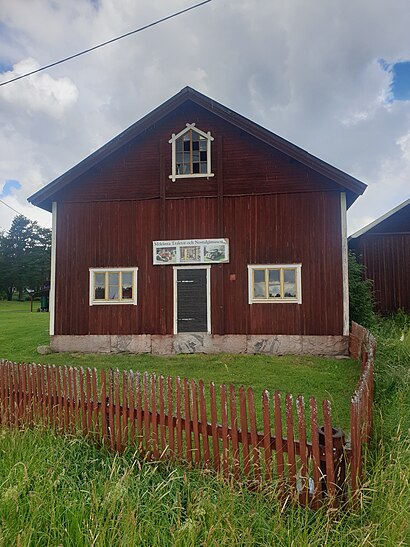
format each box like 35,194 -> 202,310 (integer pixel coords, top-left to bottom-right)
0,215 -> 51,301
348,250 -> 375,327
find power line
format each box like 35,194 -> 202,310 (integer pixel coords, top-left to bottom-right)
0,199 -> 24,216
0,0 -> 213,87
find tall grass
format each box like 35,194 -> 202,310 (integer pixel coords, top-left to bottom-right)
0,313 -> 409,545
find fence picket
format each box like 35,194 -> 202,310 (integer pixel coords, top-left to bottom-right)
92,369 -> 98,439
128,371 -> 136,446
309,397 -> 321,507
136,373 -> 143,451
285,393 -> 296,490
274,391 -> 284,486
143,372 -> 150,454
296,395 -> 308,504
159,375 -> 166,455
167,376 -> 174,457
183,378 -> 192,463
210,382 -> 220,471
151,374 -> 159,459
220,384 -> 229,477
175,377 -> 182,458
79,368 -> 86,435
239,386 -> 250,477
108,370 -> 115,450
248,387 -> 260,482
100,369 -> 108,445
229,385 -> 240,479
122,371 -> 128,447
262,390 -> 272,482
191,379 -> 201,465
198,379 -> 210,465
115,371 -> 121,453
323,399 -> 335,498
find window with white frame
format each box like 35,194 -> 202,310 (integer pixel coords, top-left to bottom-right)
169,123 -> 214,182
89,268 -> 138,305
248,264 -> 302,304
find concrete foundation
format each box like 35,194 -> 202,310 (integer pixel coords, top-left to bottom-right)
50,334 -> 349,356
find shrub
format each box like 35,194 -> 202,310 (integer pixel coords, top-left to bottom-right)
348,250 -> 376,328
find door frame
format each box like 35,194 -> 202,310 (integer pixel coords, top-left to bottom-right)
173,265 -> 211,334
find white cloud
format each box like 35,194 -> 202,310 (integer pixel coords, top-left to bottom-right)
0,0 -> 409,234
0,58 -> 78,118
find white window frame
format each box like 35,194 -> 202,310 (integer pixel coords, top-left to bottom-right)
89,267 -> 138,306
169,122 -> 214,182
248,264 -> 302,304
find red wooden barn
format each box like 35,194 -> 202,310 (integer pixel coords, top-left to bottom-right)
349,198 -> 410,314
29,87 -> 366,355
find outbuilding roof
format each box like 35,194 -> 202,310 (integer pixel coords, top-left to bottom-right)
28,86 -> 367,211
349,197 -> 410,240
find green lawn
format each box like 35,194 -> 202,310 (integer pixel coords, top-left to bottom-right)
0,300 -> 359,431
0,315 -> 409,546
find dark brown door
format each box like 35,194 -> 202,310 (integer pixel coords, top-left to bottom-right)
176,268 -> 209,333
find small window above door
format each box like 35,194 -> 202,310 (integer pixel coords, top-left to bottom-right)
169,123 -> 214,182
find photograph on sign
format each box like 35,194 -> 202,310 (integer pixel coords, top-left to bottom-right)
180,246 -> 201,263
204,244 -> 226,262
155,246 -> 177,263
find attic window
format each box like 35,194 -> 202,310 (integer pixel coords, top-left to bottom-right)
169,123 -> 214,182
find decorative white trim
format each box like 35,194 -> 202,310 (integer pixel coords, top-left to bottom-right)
89,267 -> 138,305
247,264 -> 302,304
49,201 -> 57,336
168,122 -> 214,182
173,265 -> 211,334
348,197 -> 410,239
341,193 -> 349,336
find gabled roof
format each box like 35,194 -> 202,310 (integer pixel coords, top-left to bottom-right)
349,197 -> 410,240
28,86 -> 367,211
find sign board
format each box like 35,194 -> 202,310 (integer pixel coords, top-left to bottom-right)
153,238 -> 229,265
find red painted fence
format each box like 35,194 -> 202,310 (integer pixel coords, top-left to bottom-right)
0,324 -> 375,508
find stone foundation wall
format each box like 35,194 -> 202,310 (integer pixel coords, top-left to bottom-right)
51,333 -> 349,356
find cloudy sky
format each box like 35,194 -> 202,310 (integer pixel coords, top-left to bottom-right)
0,0 -> 409,235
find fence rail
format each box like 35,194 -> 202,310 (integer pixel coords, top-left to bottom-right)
0,324 -> 375,508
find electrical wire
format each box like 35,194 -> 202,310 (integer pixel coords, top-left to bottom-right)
0,0 -> 213,87
0,199 -> 24,216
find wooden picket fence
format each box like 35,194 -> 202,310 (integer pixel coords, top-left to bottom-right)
349,322 -> 376,497
0,324 -> 375,508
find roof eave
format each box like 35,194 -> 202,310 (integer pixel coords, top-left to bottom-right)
28,86 -> 367,209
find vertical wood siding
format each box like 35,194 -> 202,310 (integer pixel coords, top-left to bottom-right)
350,234 -> 410,314
55,191 -> 343,336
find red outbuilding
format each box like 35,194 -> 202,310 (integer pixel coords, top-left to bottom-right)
349,198 -> 410,314
29,87 -> 366,355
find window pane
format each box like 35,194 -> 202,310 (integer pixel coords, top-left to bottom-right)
183,139 -> 190,152
192,140 -> 199,151
176,152 -> 183,163
192,162 -> 200,174
192,150 -> 199,161
183,132 -> 190,141
176,163 -> 182,174
108,272 -> 119,300
283,269 -> 297,297
94,273 -> 105,300
200,150 -> 207,162
192,131 -> 199,141
122,272 -> 133,300
199,138 -> 207,150
268,269 -> 281,298
183,163 -> 190,174
200,162 -> 207,173
253,269 -> 266,298
176,138 -> 183,151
